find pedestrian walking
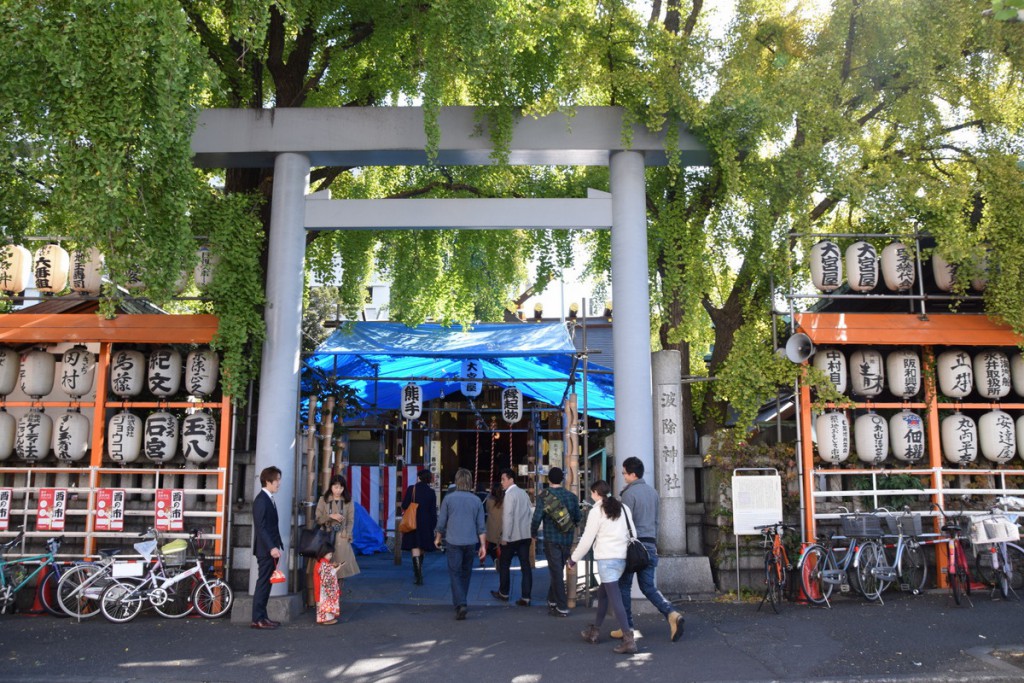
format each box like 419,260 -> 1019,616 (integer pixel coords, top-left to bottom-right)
484,481 -> 504,566
251,465 -> 284,630
315,475 -> 361,584
492,468 -> 533,606
615,456 -> 684,643
434,468 -> 487,620
401,469 -> 438,585
314,543 -> 340,625
568,480 -> 636,655
530,467 -> 580,617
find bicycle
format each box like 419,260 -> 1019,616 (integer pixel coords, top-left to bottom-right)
757,521 -> 795,614
798,509 -> 886,606
932,502 -> 973,606
870,507 -> 928,596
0,530 -> 65,616
56,546 -> 129,619
100,528 -> 232,622
971,496 -> 1024,600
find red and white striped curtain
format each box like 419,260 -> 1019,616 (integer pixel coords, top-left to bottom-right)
347,465 -> 422,531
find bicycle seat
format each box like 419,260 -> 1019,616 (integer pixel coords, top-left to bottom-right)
941,524 -> 961,534
98,548 -> 123,558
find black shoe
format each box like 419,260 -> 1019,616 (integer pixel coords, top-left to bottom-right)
551,607 -> 569,617
456,606 -> 468,620
547,600 -> 557,609
515,598 -> 531,607
265,618 -> 281,627
490,591 -> 509,602
250,619 -> 277,629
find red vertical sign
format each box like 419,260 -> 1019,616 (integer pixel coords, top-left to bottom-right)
36,488 -> 67,531
0,488 -> 11,531
95,488 -> 125,532
155,489 -> 185,532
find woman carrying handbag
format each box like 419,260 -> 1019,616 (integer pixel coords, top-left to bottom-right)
315,475 -> 361,591
401,470 -> 438,585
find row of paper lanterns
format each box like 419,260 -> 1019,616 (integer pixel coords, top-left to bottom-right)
817,408 -> 1022,466
0,407 -> 216,465
400,381 -> 524,424
1,346 -> 219,399
809,240 -> 985,293
814,347 -> 1021,400
0,244 -> 219,295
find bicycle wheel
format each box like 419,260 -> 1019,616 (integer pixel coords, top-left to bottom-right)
764,555 -> 781,613
855,541 -> 884,601
192,579 -> 233,618
39,567 -> 65,617
1004,544 -> 1024,591
898,544 -> 928,594
153,580 -> 195,618
799,545 -> 832,605
950,566 -> 962,605
957,544 -> 972,597
100,579 -> 144,623
58,564 -> 107,619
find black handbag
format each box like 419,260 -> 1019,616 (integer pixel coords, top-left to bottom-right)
624,511 -> 650,573
299,526 -> 332,558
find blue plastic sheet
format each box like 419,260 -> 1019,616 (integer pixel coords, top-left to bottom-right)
352,503 -> 388,555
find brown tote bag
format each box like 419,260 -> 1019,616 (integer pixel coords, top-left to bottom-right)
399,486 -> 418,534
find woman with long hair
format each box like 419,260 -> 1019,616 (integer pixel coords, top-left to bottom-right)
567,480 -> 637,655
483,481 -> 504,565
401,469 -> 438,585
315,475 -> 361,589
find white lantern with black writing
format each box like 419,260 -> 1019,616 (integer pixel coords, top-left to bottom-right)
849,349 -> 885,398
890,410 -> 925,462
816,411 -> 850,464
812,348 -> 848,394
70,247 -> 104,295
1012,353 -> 1024,398
941,412 -> 977,465
193,246 -> 219,289
501,387 -> 523,424
60,345 -> 95,398
144,411 -> 179,464
854,412 -> 888,465
809,240 -> 843,292
53,410 -> 90,463
20,348 -> 55,398
460,359 -> 483,398
881,241 -> 915,291
0,244 -> 31,293
110,349 -> 145,398
32,243 -> 70,293
845,241 -> 879,292
16,408 -> 52,462
400,383 -> 422,421
148,348 -> 182,398
182,411 -> 217,465
0,347 -> 18,396
185,347 -> 219,398
0,409 -> 15,461
937,349 -> 973,398
974,350 -> 1011,400
979,410 -> 1016,464
107,411 -> 142,464
932,253 -> 956,292
886,349 -> 921,399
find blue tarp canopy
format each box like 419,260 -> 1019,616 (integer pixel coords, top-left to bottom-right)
303,323 -> 615,421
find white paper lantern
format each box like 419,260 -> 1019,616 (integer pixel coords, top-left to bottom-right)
501,387 -> 523,424
813,348 -> 848,394
460,359 -> 483,398
16,409 -> 52,462
32,243 -> 70,293
941,412 -> 977,465
107,411 -> 143,464
890,410 -> 926,462
0,347 -> 19,396
144,411 -> 179,464
974,350 -> 1011,400
854,412 -> 888,465
1012,353 -> 1024,399
849,349 -> 885,397
182,411 -> 217,465
816,412 -> 850,464
110,349 -> 145,398
0,410 -> 15,461
809,240 -> 844,292
60,345 -> 95,398
845,241 -> 879,292
932,253 -> 957,292
53,410 -> 90,462
0,244 -> 32,293
886,349 -> 921,399
881,241 -> 915,291
400,383 -> 422,420
937,349 -> 973,398
979,410 -> 1016,464
70,247 -> 104,295
185,348 -> 219,398
193,246 -> 219,289
147,348 -> 182,398
20,348 -> 55,399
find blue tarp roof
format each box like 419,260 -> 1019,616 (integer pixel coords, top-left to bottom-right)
303,323 -> 615,420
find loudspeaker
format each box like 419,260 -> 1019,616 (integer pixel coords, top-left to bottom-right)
784,333 -> 815,363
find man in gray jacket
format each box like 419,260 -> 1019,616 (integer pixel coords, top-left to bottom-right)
491,468 -> 533,606
616,456 -> 684,642
434,468 -> 486,620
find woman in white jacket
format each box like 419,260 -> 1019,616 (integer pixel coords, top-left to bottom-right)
567,480 -> 636,655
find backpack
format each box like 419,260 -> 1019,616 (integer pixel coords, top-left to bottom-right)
541,490 -> 575,534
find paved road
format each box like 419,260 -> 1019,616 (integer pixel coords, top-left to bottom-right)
3,552 -> 1024,682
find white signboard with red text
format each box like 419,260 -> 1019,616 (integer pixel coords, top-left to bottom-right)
0,488 -> 11,530
155,488 -> 184,532
36,488 -> 67,531
94,488 -> 126,532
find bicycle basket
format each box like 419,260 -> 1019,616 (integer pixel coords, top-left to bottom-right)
840,513 -> 883,537
161,539 -> 188,566
884,513 -> 923,537
971,516 -> 1020,545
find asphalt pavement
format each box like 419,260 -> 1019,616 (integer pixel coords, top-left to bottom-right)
3,551 -> 1024,683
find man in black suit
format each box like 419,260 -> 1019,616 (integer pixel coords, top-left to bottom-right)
252,465 -> 284,629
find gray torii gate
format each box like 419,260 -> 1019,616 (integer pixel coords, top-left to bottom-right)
191,106 -> 710,598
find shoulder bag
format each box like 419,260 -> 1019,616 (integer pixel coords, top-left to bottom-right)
623,509 -> 650,573
399,486 -> 418,534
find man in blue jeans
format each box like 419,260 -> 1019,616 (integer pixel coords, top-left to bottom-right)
530,467 -> 581,617
434,468 -> 486,620
616,456 -> 684,642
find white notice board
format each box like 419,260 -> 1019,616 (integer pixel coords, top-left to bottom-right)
731,471 -> 783,536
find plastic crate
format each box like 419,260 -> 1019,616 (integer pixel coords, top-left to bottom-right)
841,514 -> 883,537
884,513 -> 923,537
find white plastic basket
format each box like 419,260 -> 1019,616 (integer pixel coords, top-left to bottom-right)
112,561 -> 145,578
970,516 -> 1021,545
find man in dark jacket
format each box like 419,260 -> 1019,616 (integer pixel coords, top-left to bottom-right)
252,465 -> 284,629
530,467 -> 580,617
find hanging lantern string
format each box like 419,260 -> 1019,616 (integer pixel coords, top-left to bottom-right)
488,419 -> 497,486
474,419 -> 481,491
